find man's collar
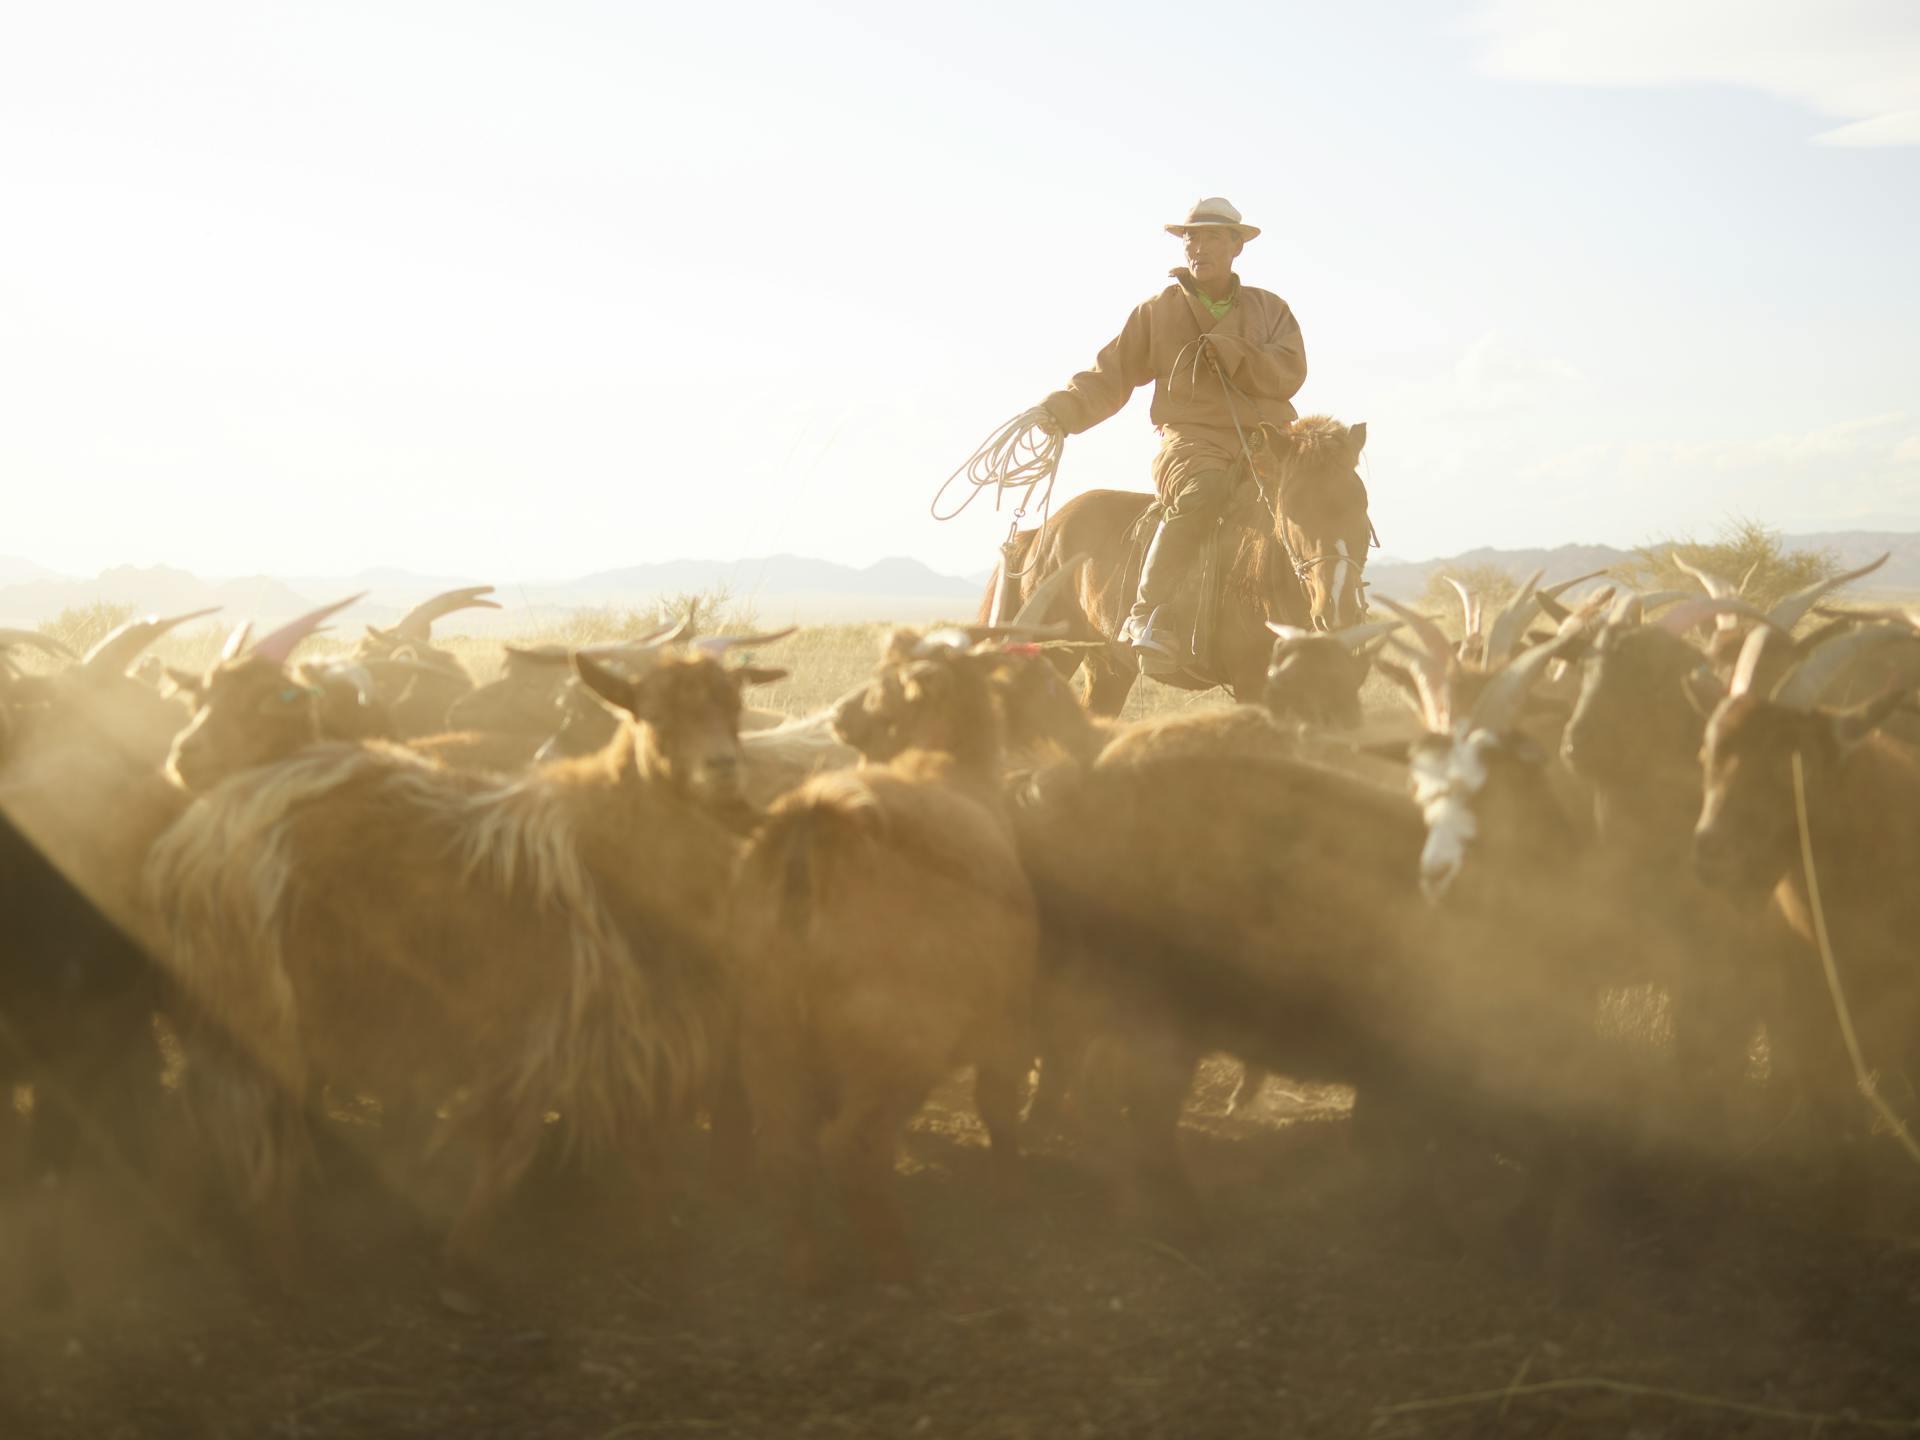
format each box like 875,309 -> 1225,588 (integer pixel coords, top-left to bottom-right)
1169,267 -> 1240,303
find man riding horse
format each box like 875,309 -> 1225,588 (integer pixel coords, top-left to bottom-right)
1033,197 -> 1307,670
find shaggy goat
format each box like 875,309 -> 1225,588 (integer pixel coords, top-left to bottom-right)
1693,622 -> 1920,1135
732,625 -> 1046,1290
145,635 -> 780,1276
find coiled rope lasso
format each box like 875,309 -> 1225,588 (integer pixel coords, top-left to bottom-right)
930,408 -> 1065,579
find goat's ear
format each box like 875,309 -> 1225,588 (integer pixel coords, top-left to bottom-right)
731,665 -> 788,690
574,652 -> 639,716
882,627 -> 922,663
1828,686 -> 1909,753
1348,421 -> 1367,452
1682,665 -> 1725,720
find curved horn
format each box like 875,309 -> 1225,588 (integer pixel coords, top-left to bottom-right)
251,593 -> 367,668
0,629 -> 75,662
1554,584 -> 1618,640
1265,622 -> 1315,643
1483,569 -> 1544,667
1444,577 -> 1483,642
1010,553 -> 1090,631
219,621 -> 254,661
82,606 -> 223,676
689,625 -> 801,658
1466,633 -> 1569,736
1765,553 -> 1890,634
1771,623 -> 1920,712
1541,569 -> 1610,603
393,585 -> 500,642
1376,596 -> 1455,731
1672,552 -> 1740,601
1535,569 -> 1612,622
1727,625 -> 1775,701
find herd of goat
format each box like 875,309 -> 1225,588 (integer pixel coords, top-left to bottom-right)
2,550 -> 1919,1300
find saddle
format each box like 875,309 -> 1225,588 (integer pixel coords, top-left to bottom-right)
1120,478 -> 1266,691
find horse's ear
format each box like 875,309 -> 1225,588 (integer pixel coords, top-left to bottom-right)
1348,421 -> 1367,452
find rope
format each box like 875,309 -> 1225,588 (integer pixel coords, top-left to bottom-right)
930,407 -> 1065,579
1792,750 -> 1920,1166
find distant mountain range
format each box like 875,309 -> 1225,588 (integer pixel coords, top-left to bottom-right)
0,554 -> 985,629
1363,531 -> 1920,602
2,532 -> 1914,631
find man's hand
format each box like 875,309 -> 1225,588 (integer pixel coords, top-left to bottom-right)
1197,336 -> 1225,373
1024,404 -> 1064,437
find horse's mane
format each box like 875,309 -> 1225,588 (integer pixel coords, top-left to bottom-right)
1272,413 -> 1346,462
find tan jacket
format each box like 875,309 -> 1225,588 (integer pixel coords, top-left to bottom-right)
1041,270 -> 1308,438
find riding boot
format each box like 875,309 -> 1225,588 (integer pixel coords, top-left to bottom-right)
1119,508 -> 1211,665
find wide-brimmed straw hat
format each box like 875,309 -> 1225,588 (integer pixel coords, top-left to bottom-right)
1165,196 -> 1259,242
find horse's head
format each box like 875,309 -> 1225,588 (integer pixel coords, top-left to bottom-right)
1259,416 -> 1373,632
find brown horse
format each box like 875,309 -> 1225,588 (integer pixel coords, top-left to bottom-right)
983,415 -> 1375,716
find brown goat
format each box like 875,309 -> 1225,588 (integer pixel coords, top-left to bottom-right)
145,641 -> 779,1278
732,630 -> 1038,1290
1559,603 -> 1820,1129
1694,623 -> 1920,1133
353,585 -> 500,739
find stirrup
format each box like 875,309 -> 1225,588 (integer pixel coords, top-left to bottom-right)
1128,607 -> 1191,674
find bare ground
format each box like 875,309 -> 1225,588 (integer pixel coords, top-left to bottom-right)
2,1064 -> 1918,1440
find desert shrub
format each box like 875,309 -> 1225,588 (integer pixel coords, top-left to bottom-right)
548,586 -> 762,648
1622,518 -> 1838,617
39,602 -> 137,657
1418,563 -> 1521,634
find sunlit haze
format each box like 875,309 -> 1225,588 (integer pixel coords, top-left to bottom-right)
3,0 -> 1917,583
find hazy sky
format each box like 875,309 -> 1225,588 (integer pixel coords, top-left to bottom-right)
3,0 -> 1917,582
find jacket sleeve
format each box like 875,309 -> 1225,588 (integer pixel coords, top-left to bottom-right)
1209,299 -> 1307,403
1040,302 -> 1157,435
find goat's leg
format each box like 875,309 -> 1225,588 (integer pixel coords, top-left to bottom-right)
821,1089 -> 920,1290
184,1030 -> 308,1290
1119,1031 -> 1203,1233
741,1042 -> 825,1293
444,1097 -> 546,1271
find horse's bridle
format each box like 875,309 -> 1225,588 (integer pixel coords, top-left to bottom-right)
1211,359 -> 1378,623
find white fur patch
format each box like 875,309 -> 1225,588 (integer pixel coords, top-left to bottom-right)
1330,539 -> 1351,628
1408,732 -> 1491,902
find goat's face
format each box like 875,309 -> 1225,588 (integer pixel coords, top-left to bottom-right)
832,661 -> 950,763
1265,636 -> 1368,729
832,640 -> 999,766
1561,624 -> 1712,785
577,652 -> 782,807
1692,696 -> 1827,894
166,658 -> 323,792
1407,727 -> 1562,904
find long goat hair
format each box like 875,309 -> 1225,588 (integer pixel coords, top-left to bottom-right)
147,739 -> 716,1207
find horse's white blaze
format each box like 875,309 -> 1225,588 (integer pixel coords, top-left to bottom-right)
1329,539 -> 1352,627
